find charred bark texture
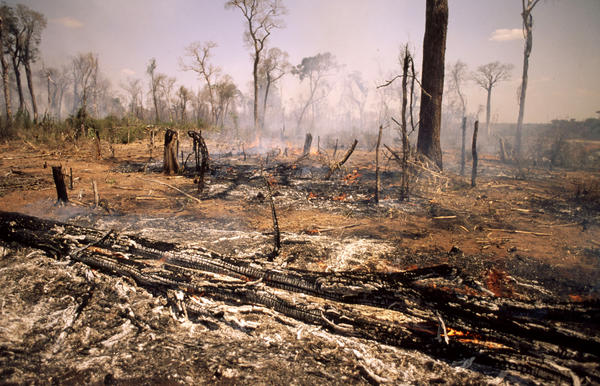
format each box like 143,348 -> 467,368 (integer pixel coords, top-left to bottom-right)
0,210 -> 598,384
460,117 -> 466,176
471,121 -> 479,187
163,129 -> 180,175
264,176 -> 281,260
325,139 -> 358,180
188,130 -> 210,194
51,166 -> 68,203
417,0 -> 448,170
302,133 -> 313,155
374,125 -> 383,204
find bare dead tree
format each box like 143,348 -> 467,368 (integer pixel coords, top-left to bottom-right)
180,41 -> 220,125
293,52 -> 337,132
473,61 -> 513,137
417,0 -> 448,170
121,78 -> 143,119
176,85 -> 191,122
225,0 -> 287,132
0,7 -> 13,123
258,47 -> 289,128
374,125 -> 383,204
516,0 -> 543,158
72,52 -> 98,116
16,4 -> 46,123
188,130 -> 210,194
147,58 -> 165,123
460,117 -> 467,175
471,120 -> 479,187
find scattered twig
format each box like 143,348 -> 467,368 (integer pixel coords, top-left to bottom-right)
488,228 -> 551,236
136,176 -> 202,204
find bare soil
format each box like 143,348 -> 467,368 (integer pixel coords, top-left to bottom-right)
0,136 -> 598,384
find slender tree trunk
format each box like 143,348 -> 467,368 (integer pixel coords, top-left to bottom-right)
516,12 -> 534,159
460,117 -> 466,176
471,121 -> 479,187
57,87 -> 64,121
253,55 -> 259,133
485,87 -> 492,136
262,74 -> 271,130
0,18 -> 11,124
12,57 -> 24,115
417,0 -> 448,170
374,125 -> 383,204
152,89 -> 159,123
400,54 -> 410,201
24,62 -> 38,123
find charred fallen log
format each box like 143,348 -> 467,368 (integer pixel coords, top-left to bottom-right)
0,210 -> 598,384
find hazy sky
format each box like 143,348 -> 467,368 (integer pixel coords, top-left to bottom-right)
7,0 -> 600,123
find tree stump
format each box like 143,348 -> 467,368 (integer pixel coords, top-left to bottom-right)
302,133 -> 313,155
51,166 -> 68,203
163,129 -> 180,175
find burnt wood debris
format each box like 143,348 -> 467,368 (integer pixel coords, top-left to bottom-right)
1,210 -> 598,384
188,130 -> 210,194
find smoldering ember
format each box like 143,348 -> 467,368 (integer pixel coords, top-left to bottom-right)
0,0 -> 599,385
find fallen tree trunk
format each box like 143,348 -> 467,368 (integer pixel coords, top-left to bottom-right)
0,210 -> 597,384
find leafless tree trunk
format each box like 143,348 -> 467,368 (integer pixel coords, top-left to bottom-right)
374,125 -> 383,204
516,0 -> 541,158
23,61 -> 37,122
226,0 -> 286,133
0,15 -> 11,123
11,56 -> 24,115
471,121 -> 479,187
417,0 -> 448,170
460,117 -> 466,176
52,166 -> 68,203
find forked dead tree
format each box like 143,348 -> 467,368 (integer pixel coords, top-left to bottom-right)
188,130 -> 210,194
163,129 -> 180,175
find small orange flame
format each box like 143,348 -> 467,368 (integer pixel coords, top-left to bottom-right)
343,169 -> 361,184
307,192 -> 318,200
332,193 -> 347,201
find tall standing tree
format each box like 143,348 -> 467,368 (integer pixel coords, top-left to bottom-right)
176,85 -> 191,122
72,52 -> 98,116
417,0 -> 448,170
225,0 -> 286,133
15,4 -> 46,123
146,58 -> 165,123
180,41 -> 220,125
121,78 -> 143,118
515,0 -> 542,158
292,52 -> 337,132
258,47 -> 289,128
472,61 -> 513,136
0,5 -> 13,123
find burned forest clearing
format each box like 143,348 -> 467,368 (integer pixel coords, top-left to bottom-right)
1,134 -> 599,384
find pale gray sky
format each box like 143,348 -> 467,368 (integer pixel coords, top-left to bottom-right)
8,0 -> 600,123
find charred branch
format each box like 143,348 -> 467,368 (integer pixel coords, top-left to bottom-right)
263,176 -> 281,260
188,130 -> 210,194
0,211 -> 598,384
325,139 -> 358,180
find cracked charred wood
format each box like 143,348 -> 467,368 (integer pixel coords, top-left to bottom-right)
163,129 -> 180,175
325,139 -> 358,180
263,176 -> 281,260
51,166 -> 68,203
1,210 -> 598,384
